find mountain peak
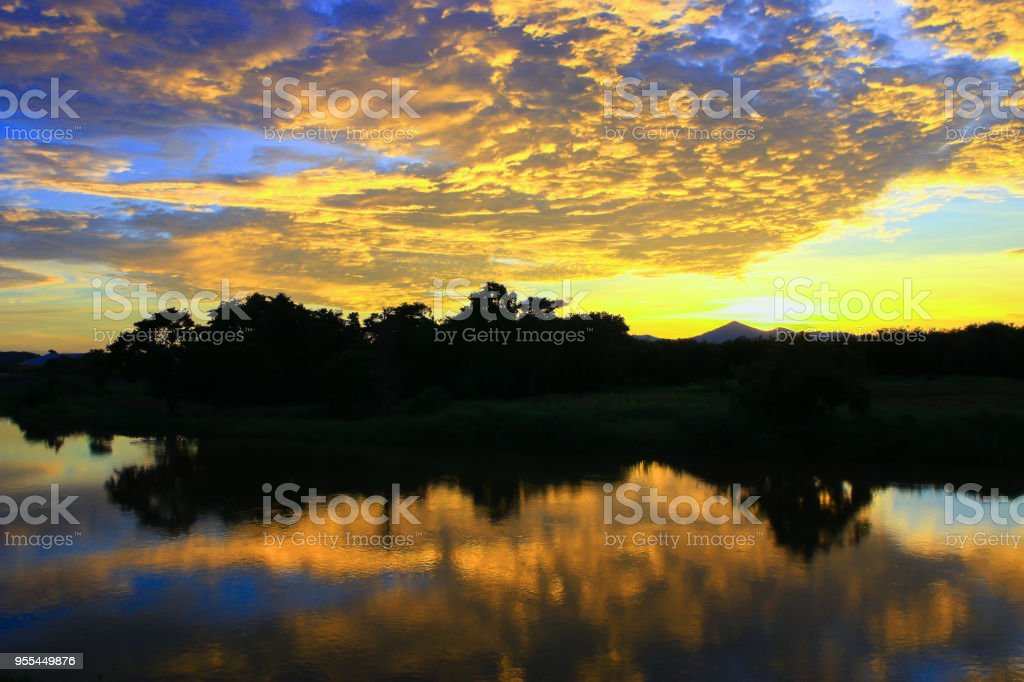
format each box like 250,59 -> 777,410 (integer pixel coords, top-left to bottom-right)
691,321 -> 779,344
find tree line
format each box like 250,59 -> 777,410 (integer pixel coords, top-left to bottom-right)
82,281 -> 1023,414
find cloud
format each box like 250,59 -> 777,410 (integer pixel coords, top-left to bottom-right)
907,0 -> 1024,63
0,0 -> 1021,313
0,262 -> 53,287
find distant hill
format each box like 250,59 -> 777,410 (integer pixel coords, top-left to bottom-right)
17,352 -> 85,368
691,321 -> 788,344
0,351 -> 39,370
631,322 -> 790,344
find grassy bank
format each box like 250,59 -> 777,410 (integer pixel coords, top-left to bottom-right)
1,378 -> 723,451
2,375 -> 1023,476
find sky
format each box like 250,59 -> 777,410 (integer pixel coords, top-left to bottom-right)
0,0 -> 1022,352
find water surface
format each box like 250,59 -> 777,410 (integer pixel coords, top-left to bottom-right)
0,418 -> 1022,680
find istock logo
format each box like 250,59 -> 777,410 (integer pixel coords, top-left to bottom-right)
0,485 -> 79,526
91,277 -> 250,322
943,76 -> 1024,121
430,278 -> 592,321
0,78 -> 79,119
261,77 -> 420,120
773,277 -> 932,323
944,483 -> 1024,525
603,483 -> 761,525
603,77 -> 760,120
261,483 -> 421,526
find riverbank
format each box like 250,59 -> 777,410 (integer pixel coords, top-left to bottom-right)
2,376 -> 1022,478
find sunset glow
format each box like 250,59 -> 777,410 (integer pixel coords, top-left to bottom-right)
0,0 -> 1021,349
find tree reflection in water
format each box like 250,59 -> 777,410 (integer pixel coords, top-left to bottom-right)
100,435 -> 875,559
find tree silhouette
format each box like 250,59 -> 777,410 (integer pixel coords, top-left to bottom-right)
107,308 -> 195,413
75,283 -> 1022,417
